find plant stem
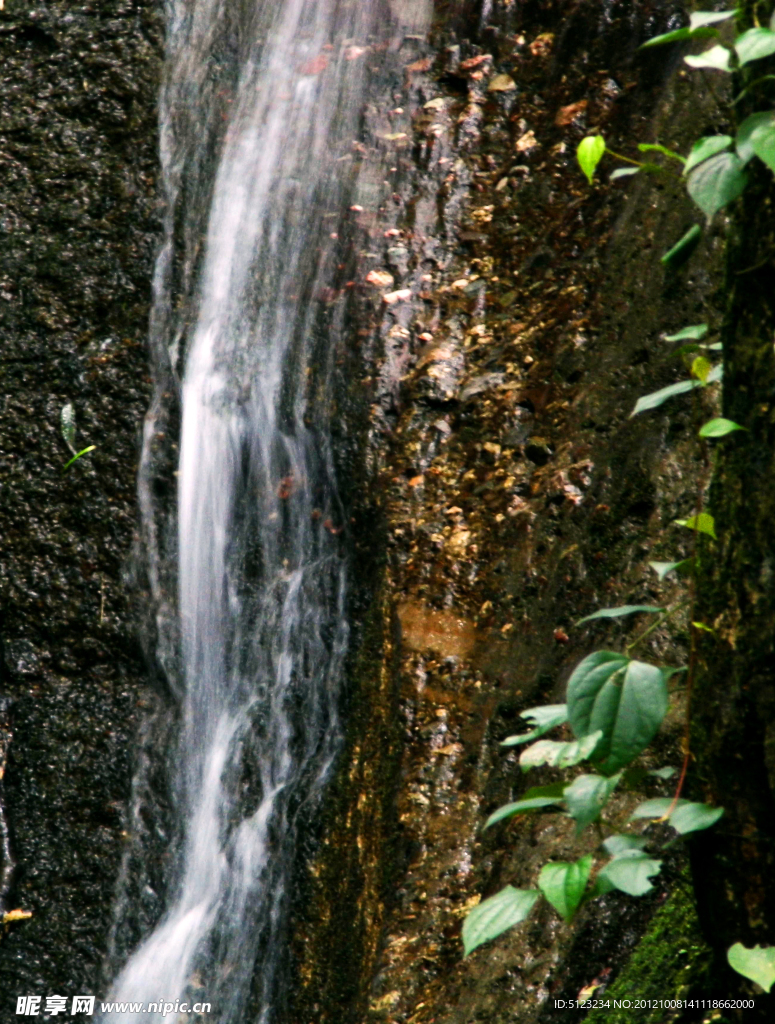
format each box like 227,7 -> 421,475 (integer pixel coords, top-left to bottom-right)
604,149 -> 644,167
660,424 -> 712,820
625,601 -> 689,654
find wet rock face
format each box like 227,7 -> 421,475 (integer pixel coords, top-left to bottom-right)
289,0 -> 727,1021
0,0 -> 161,1011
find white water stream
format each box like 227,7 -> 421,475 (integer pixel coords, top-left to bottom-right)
100,1 -> 428,1021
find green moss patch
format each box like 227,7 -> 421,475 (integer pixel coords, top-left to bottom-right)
586,883 -> 712,1024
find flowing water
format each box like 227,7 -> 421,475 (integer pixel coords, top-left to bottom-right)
100,1 -> 430,1021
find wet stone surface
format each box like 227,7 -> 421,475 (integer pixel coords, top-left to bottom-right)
292,0 -> 727,1023
0,0 -> 162,1013
0,0 -> 731,1021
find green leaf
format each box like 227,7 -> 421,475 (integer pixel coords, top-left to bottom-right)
692,621 -> 715,633
630,797 -> 686,819
637,143 -> 686,164
63,445 -> 96,472
578,135 -> 606,184
501,705 -> 568,747
662,665 -> 688,685
566,653 -> 669,774
523,782 -> 569,800
749,122 -> 775,174
564,773 -> 621,833
736,27 -> 775,66
484,795 -> 565,829
577,605 -> 665,625
462,886 -> 540,956
707,362 -> 723,384
699,417 -> 746,438
610,167 -> 640,181
668,802 -> 724,834
597,850 -> 663,896
61,403 -> 76,452
736,112 -> 775,165
538,854 -> 594,922
691,355 -> 712,383
640,161 -> 670,176
664,323 -> 708,342
683,135 -> 733,176
727,943 -> 775,992
640,26 -> 718,49
630,378 -> 700,417
660,224 -> 703,269
684,44 -> 732,71
649,766 -> 677,780
688,10 -> 737,30
674,512 -> 716,539
687,151 -> 747,220
648,559 -> 692,580
631,797 -> 723,834
602,834 -> 647,856
519,731 -> 603,771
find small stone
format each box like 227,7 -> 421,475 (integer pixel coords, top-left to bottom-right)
365,269 -> 394,288
525,437 -> 553,465
488,73 -> 517,92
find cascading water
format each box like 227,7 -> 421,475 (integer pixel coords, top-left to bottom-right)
100,1 -> 429,1022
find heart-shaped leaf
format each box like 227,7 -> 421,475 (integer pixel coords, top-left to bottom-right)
539,854 -> 593,922
462,887 -> 540,956
684,44 -> 732,71
630,798 -> 723,834
519,731 -> 603,771
736,112 -> 775,164
736,27 -> 775,66
683,135 -> 733,176
564,773 -> 622,833
567,652 -> 669,774
648,559 -> 693,580
597,850 -> 663,896
698,417 -> 746,438
687,151 -> 747,220
727,943 -> 775,992
749,122 -> 775,174
578,135 -> 605,184
668,802 -> 724,834
501,704 -> 568,746
602,834 -> 647,856
630,797 -> 686,819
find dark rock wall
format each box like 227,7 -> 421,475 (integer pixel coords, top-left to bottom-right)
285,2 -> 747,1023
0,0 -> 161,1013
689,4 -> 775,1014
1,0 -> 771,1022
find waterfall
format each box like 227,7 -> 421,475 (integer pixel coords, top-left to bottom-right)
100,1 -> 429,1021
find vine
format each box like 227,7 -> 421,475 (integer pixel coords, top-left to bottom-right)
462,5 -> 775,996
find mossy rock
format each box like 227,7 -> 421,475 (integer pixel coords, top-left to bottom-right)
586,883 -> 713,1024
